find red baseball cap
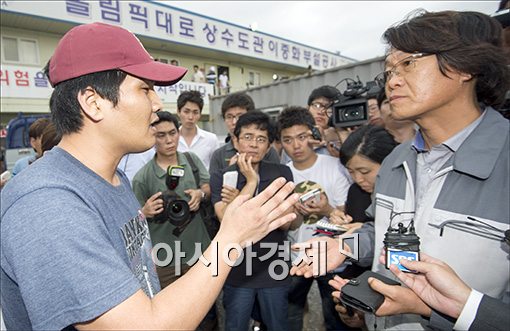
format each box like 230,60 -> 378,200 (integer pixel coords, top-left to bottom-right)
48,22 -> 187,87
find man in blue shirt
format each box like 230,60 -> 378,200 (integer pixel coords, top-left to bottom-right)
1,22 -> 299,330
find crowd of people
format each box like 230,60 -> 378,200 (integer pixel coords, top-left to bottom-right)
1,6 -> 509,331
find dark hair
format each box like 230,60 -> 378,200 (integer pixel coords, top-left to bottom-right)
177,90 -> 204,112
221,92 -> 255,117
340,125 -> 397,166
383,10 -> 510,108
154,111 -> 179,128
45,62 -> 127,136
29,118 -> 51,139
376,89 -> 387,109
41,122 -> 62,154
277,106 -> 315,138
233,111 -> 276,143
307,85 -> 340,105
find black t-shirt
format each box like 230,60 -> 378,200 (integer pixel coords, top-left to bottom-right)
210,161 -> 293,287
338,183 -> 373,279
345,183 -> 373,223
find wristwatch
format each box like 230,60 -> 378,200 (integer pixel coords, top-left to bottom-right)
200,189 -> 206,201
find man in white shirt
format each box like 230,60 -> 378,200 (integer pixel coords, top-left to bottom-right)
191,65 -> 205,83
176,90 -> 219,170
218,71 -> 229,95
277,106 -> 351,331
117,147 -> 155,184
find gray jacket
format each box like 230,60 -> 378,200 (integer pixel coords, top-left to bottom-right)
359,108 -> 509,330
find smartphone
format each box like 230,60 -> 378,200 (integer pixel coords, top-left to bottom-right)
299,188 -> 321,204
1,171 -> 11,181
223,171 -> 238,188
311,126 -> 322,141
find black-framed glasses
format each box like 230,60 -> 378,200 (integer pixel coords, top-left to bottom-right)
310,102 -> 333,117
375,53 -> 433,87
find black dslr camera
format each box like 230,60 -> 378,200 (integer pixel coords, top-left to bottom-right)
330,77 -> 381,128
152,165 -> 192,236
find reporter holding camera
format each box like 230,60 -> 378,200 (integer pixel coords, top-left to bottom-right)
132,111 -> 222,330
132,111 -> 211,287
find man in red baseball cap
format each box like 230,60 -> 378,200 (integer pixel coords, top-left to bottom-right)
0,22 -> 299,330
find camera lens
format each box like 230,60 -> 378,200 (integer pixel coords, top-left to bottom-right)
168,200 -> 190,226
340,106 -> 364,121
171,203 -> 183,214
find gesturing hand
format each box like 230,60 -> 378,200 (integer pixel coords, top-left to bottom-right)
218,177 -> 299,248
290,236 -> 348,278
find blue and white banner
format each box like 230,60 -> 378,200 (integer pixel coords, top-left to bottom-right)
1,0 -> 352,70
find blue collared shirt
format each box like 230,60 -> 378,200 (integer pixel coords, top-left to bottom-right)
413,110 -> 486,204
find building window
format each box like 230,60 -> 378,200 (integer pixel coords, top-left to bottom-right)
1,36 -> 40,65
249,71 -> 260,86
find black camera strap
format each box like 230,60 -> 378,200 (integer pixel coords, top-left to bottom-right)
183,152 -> 219,238
183,152 -> 202,196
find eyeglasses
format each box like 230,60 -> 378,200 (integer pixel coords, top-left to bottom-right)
281,133 -> 310,145
375,53 -> 433,87
310,102 -> 333,117
238,134 -> 268,144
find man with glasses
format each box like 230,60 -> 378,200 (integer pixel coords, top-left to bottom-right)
281,86 -> 342,164
177,90 -> 219,170
292,10 -> 509,330
307,85 -> 339,131
209,92 -> 280,176
210,111 -> 294,331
